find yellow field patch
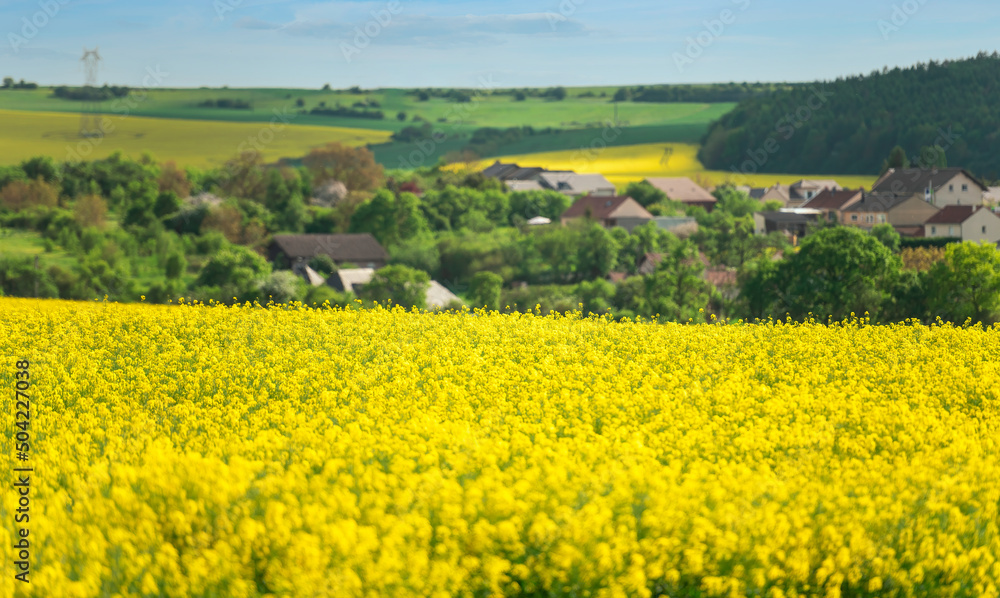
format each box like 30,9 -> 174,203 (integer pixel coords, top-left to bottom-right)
0,109 -> 391,167
458,143 -> 878,190
1,299 -> 999,597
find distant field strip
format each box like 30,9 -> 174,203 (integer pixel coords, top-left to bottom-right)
468,143 -> 879,189
0,110 -> 391,167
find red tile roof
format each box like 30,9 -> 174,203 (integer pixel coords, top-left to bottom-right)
925,205 -> 976,224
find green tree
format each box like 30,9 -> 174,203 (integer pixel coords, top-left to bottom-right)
871,223 -> 901,253
256,271 -> 304,305
881,145 -> 910,174
772,227 -> 902,321
193,245 -> 271,302
350,190 -> 428,246
164,252 -> 186,280
469,271 -> 503,310
575,224 -> 620,281
358,265 -> 430,309
926,242 -> 1000,324
576,279 -> 615,315
643,241 -> 711,321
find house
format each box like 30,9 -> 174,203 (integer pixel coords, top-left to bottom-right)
984,186 -> 1000,205
425,281 -> 463,310
786,180 -> 842,207
644,177 -> 716,211
300,265 -> 327,287
924,205 -> 1000,243
871,167 -> 987,207
481,161 -> 571,183
538,172 -> 616,197
505,180 -> 544,192
652,216 -> 698,237
268,234 -> 389,270
328,268 -> 463,309
561,196 -> 653,231
752,210 -> 822,238
738,184 -> 791,206
800,188 -> 864,223
840,192 -> 939,235
328,268 -> 376,294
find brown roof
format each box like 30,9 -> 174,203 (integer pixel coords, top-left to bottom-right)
270,234 -> 388,263
873,168 -> 987,196
801,189 -> 862,210
562,196 -> 648,220
644,177 -> 716,204
894,226 -> 925,237
924,205 -> 977,225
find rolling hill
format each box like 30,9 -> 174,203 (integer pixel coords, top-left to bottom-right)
697,53 -> 1000,180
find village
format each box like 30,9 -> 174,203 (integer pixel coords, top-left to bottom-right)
269,160 -> 1000,314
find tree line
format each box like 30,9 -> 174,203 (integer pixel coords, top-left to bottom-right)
698,53 -> 1000,180
1,148 -> 998,324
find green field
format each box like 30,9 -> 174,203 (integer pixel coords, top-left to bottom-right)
0,87 -> 734,169
0,86 -> 883,186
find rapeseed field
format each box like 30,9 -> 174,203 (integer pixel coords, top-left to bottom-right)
1,298 -> 998,597
462,143 -> 877,189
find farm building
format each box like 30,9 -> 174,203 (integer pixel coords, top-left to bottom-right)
268,234 -> 389,270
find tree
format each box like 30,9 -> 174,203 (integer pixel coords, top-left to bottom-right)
0,178 -> 59,211
577,279 -> 615,315
201,204 -> 244,243
164,252 -> 186,280
349,190 -> 427,246
218,151 -> 267,202
73,194 -> 108,229
358,265 -> 429,309
158,161 -> 191,198
926,242 -> 1000,324
624,181 -> 669,209
21,156 -> 60,183
871,223 -> 901,253
768,227 -> 902,321
881,145 -> 910,174
642,241 -> 712,321
396,111 -> 407,121
2,77 -> 12,89
575,223 -> 620,281
302,142 -> 383,192
613,87 -> 631,102
256,271 -> 304,305
469,271 -> 502,310
193,245 -> 271,302
508,190 -> 571,224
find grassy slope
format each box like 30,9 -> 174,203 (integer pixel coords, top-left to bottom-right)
0,87 -> 734,167
0,109 -> 390,167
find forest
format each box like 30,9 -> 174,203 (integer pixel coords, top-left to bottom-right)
697,53 -> 1000,180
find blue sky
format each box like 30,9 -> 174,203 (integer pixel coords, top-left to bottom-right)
2,0 -> 999,89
